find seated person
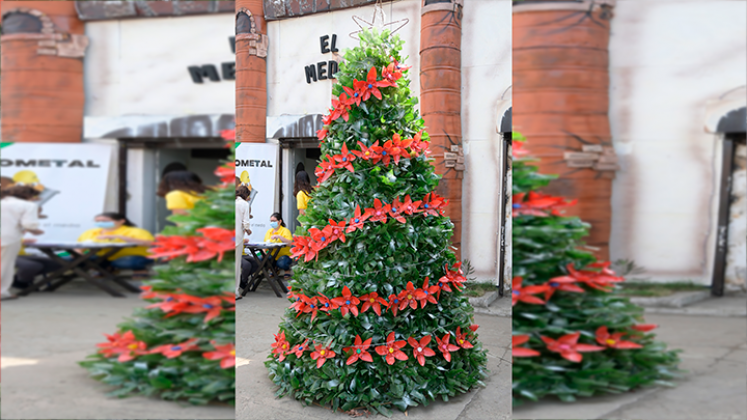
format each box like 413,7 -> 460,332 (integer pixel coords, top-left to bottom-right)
13,239 -> 63,289
77,212 -> 155,271
263,212 -> 293,276
240,254 -> 259,290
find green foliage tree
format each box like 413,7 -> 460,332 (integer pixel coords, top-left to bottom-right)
79,146 -> 236,405
264,29 -> 488,416
511,132 -> 681,405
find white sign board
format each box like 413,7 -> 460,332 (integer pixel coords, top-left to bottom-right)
0,143 -> 113,242
235,142 -> 279,243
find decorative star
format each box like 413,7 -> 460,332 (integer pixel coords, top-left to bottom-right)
349,0 -> 409,40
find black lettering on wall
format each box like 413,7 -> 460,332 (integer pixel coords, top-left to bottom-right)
188,65 -> 221,83
305,64 -> 317,84
331,34 -> 338,52
229,36 -> 236,53
222,62 -> 236,80
320,35 -> 330,54
317,61 -> 327,80
328,60 -> 338,79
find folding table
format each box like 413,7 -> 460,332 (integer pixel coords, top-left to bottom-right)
242,242 -> 288,298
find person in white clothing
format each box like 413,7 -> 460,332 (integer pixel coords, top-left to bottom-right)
1,186 -> 44,300
235,185 -> 252,299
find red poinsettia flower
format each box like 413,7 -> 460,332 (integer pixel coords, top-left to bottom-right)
290,292 -> 309,315
438,262 -> 467,294
328,219 -> 348,243
595,326 -> 643,349
541,332 -> 605,363
392,58 -> 411,73
455,326 -> 473,349
293,339 -> 310,358
398,195 -> 421,216
630,324 -> 658,332
369,198 -> 391,223
353,67 -> 386,101
148,235 -> 199,261
300,295 -> 320,321
343,335 -> 374,365
512,277 -> 548,306
415,277 -> 440,308
330,93 -> 351,122
389,196 -> 407,223
332,286 -> 360,317
203,341 -> 236,369
567,262 -> 624,292
383,133 -> 413,165
333,143 -> 357,173
353,140 -> 381,163
346,204 -> 373,232
271,331 -> 291,361
309,225 -> 334,250
290,235 -> 311,260
387,293 -> 402,317
543,275 -> 585,300
359,291 -> 388,316
408,336 -> 436,366
310,343 -> 336,368
381,62 -> 403,85
408,130 -> 429,156
342,85 -> 363,107
214,161 -> 235,185
375,332 -> 408,365
434,333 -> 461,362
316,293 -> 340,313
151,338 -> 200,359
397,281 -> 420,311
146,293 -> 190,316
512,139 -> 530,158
96,330 -> 149,362
317,127 -> 329,141
419,193 -> 447,217
220,128 -> 236,141
512,335 -> 540,357
180,295 -> 226,323
315,155 -> 337,184
513,191 -> 578,217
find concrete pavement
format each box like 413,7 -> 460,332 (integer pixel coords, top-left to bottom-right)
512,293 -> 747,420
0,280 -> 235,419
236,283 -> 511,420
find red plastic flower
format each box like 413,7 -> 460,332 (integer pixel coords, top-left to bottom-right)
214,161 -> 235,185
415,277 -> 440,308
330,93 -> 351,122
455,326 -> 473,349
512,139 -> 530,158
151,338 -> 200,359
300,295 -> 320,322
543,275 -> 585,300
96,330 -> 149,362
353,67 -> 386,101
359,291 -> 388,316
271,331 -> 291,361
420,193 -> 447,217
387,293 -> 402,317
434,334 -> 460,362
383,133 -> 413,165
346,204 -> 373,232
630,324 -> 658,332
408,130 -> 429,156
512,335 -> 540,358
290,235 -> 311,260
316,293 -> 340,313
310,343 -> 336,368
513,191 -> 577,217
333,143 -> 357,172
343,335 -> 374,365
354,140 -> 384,164
438,262 -> 467,293
293,339 -> 310,357
327,219 -> 347,243
398,195 -> 421,216
203,341 -> 235,369
315,155 -> 336,184
369,198 -> 391,223
541,332 -> 605,363
180,295 -> 226,323
567,262 -> 624,292
408,336 -> 436,366
389,196 -> 407,223
397,281 -> 419,311
595,326 -> 643,349
375,332 -> 408,365
342,85 -> 363,107
381,62 -> 403,85
146,293 -> 190,316
332,286 -> 360,317
512,277 -> 548,306
317,127 -> 328,141
220,128 -> 236,141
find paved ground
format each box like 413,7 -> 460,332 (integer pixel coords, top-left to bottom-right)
512,293 -> 747,420
0,280 -> 235,419
236,283 -> 511,420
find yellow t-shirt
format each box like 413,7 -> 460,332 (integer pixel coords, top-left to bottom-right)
296,190 -> 311,210
263,226 -> 292,259
77,225 -> 155,260
165,190 -> 203,210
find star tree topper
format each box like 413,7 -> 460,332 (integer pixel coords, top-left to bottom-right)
349,0 -> 409,40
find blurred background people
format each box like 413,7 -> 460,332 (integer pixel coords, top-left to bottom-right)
264,212 -> 293,279
1,185 -> 44,300
157,170 -> 207,216
294,171 -> 313,216
77,212 -> 154,271
236,185 -> 252,299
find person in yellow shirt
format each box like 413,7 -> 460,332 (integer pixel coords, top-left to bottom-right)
156,170 -> 207,216
294,171 -> 313,216
77,213 -> 155,270
263,212 -> 293,274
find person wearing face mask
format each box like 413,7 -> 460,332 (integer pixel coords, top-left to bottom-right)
77,212 -> 155,270
263,212 -> 293,275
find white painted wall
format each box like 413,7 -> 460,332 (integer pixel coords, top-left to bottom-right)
608,1 -> 747,283
84,14 -> 235,116
727,143 -> 746,290
267,1 -> 512,282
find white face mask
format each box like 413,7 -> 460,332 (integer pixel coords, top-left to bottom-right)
270,221 -> 279,229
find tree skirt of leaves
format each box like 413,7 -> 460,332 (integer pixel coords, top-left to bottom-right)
264,29 -> 489,416
511,133 -> 681,405
79,143 -> 236,405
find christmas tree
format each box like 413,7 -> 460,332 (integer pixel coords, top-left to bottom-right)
79,139 -> 237,405
511,132 -> 680,404
264,29 -> 488,416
